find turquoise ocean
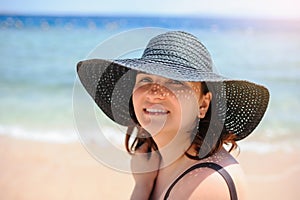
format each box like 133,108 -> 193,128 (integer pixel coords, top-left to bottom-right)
1,15 -> 300,153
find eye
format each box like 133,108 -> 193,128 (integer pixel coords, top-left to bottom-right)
136,74 -> 153,84
167,80 -> 184,85
139,77 -> 152,83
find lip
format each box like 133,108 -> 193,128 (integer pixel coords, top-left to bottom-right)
143,105 -> 169,116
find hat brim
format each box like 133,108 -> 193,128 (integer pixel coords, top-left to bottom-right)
77,58 -> 269,141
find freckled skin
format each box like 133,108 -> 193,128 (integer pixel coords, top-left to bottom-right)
132,73 -> 202,147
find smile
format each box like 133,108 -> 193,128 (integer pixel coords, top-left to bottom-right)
144,108 -> 169,115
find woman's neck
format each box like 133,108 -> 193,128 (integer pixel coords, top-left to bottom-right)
155,137 -> 196,169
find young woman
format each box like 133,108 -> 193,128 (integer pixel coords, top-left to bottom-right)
77,31 -> 269,199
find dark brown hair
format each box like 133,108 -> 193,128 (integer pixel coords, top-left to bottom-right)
125,82 -> 237,159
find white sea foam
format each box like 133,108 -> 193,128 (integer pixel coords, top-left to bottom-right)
0,125 -> 78,143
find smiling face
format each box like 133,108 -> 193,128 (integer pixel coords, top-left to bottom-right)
132,72 -> 211,148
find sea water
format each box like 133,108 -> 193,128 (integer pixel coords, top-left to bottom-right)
1,15 -> 300,153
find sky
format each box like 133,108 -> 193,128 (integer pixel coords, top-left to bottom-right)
1,0 -> 300,19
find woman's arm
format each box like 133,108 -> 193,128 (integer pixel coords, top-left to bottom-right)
130,142 -> 161,200
130,172 -> 157,200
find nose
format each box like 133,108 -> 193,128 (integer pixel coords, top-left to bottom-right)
146,83 -> 169,101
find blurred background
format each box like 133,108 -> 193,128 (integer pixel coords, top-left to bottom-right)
0,0 -> 300,199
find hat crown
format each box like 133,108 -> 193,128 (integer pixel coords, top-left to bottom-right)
141,31 -> 213,72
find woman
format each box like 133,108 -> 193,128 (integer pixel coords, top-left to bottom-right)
77,31 -> 269,199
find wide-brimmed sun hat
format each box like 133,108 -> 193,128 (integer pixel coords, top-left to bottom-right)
77,31 -> 269,141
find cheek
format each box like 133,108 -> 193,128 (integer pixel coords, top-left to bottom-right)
132,86 -> 149,125
132,89 -> 142,113
175,90 -> 200,118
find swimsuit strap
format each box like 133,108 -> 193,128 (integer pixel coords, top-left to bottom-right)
163,162 -> 238,200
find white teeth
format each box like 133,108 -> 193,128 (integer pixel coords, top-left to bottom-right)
146,108 -> 168,113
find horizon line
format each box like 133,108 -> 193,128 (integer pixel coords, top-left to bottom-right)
1,12 -> 300,22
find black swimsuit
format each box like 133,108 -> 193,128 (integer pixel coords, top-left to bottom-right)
163,162 -> 238,200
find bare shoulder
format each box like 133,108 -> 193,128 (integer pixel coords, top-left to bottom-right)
166,150 -> 247,200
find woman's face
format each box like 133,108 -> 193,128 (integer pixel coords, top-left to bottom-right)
132,72 -> 205,147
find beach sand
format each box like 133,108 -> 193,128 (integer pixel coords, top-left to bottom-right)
0,135 -> 133,200
0,135 -> 299,200
238,149 -> 300,200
